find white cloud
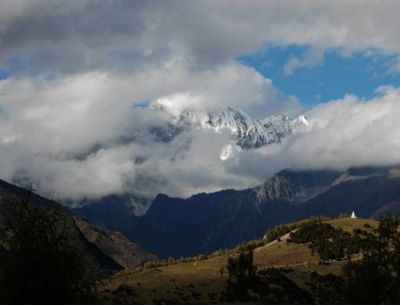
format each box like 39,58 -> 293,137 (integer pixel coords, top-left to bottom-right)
284,48 -> 325,75
228,87 -> 400,180
151,64 -> 301,117
2,0 -> 400,201
289,87 -> 400,169
0,63 -> 297,200
1,70 -> 400,201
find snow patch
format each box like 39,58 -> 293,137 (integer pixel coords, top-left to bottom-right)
220,144 -> 241,161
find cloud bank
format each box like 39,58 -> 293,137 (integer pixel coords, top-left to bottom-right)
2,73 -> 400,200
3,0 -> 400,74
0,65 -> 295,199
229,87 -> 400,180
1,0 -> 400,201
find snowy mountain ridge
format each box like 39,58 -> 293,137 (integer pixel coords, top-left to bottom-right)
151,101 -> 309,159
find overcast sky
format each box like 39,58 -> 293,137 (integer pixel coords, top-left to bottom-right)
1,0 -> 400,201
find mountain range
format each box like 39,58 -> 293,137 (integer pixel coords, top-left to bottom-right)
3,159 -> 400,266
3,101 -> 400,264
74,165 -> 400,258
70,104 -> 310,214
150,102 -> 309,159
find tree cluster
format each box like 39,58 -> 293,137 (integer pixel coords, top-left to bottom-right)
224,249 -> 257,301
288,219 -> 374,261
343,216 -> 400,305
264,223 -> 294,243
0,193 -> 102,305
225,217 -> 400,305
224,250 -> 314,305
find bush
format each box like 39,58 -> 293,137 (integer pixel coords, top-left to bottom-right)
288,220 -> 361,261
265,224 -> 294,243
197,254 -> 208,260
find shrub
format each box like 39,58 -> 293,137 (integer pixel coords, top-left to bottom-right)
288,220 -> 362,261
264,224 -> 294,243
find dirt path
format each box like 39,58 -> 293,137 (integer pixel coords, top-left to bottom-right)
254,231 -> 293,253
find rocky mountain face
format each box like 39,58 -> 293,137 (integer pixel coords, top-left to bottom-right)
74,165 -> 400,259
150,102 -> 308,159
74,217 -> 157,268
0,179 -> 155,276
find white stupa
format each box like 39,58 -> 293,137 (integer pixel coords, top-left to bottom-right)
351,211 -> 357,219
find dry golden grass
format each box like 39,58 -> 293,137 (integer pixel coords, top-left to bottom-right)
327,217 -> 378,233
101,217 -> 378,304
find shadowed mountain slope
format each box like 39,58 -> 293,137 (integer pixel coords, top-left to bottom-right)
0,179 -> 155,276
75,166 -> 400,259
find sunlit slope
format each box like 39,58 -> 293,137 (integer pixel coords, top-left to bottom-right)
102,218 -> 377,305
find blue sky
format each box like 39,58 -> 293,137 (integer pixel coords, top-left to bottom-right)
4,1 -> 400,199
5,45 -> 400,113
0,69 -> 8,80
240,46 -> 400,108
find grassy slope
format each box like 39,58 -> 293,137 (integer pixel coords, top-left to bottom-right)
101,218 -> 378,305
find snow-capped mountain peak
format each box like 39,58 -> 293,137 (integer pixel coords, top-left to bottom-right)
150,100 -> 309,159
